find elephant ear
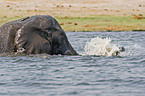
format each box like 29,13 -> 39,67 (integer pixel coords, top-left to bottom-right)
15,17 -> 53,54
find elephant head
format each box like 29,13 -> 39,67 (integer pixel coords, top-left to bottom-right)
0,15 -> 78,55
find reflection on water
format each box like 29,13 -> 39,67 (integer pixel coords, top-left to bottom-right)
0,32 -> 145,96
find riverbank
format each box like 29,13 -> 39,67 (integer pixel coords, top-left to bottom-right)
56,15 -> 145,32
0,0 -> 145,32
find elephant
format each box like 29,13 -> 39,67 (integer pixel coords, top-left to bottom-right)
0,15 -> 78,55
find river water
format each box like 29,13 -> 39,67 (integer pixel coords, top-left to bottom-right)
0,32 -> 145,96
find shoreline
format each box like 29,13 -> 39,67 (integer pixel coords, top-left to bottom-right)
56,15 -> 145,32
0,0 -> 145,32
1,15 -> 145,32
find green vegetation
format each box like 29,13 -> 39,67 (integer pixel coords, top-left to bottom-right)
0,16 -> 22,26
1,15 -> 145,32
1,0 -> 145,32
56,15 -> 145,32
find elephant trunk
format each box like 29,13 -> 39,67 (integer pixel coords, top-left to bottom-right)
61,38 -> 78,55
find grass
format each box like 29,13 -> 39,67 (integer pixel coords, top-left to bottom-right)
1,0 -> 145,32
55,15 -> 145,32
1,15 -> 145,32
0,16 -> 22,25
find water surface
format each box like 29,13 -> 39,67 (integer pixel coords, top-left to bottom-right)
0,32 -> 145,96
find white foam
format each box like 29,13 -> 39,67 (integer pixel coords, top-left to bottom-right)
125,43 -> 144,56
84,37 -> 120,56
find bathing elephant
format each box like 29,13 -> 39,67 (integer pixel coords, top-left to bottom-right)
0,15 -> 78,55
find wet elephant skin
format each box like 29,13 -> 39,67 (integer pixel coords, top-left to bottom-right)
0,15 -> 78,55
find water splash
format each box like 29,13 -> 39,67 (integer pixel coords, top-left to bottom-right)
84,37 -> 121,56
125,43 -> 145,56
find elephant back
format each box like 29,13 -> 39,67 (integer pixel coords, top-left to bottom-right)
0,17 -> 30,53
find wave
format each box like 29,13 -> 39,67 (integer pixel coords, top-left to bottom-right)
84,37 -> 122,56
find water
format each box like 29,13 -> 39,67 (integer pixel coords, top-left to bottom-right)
84,37 -> 121,56
0,32 -> 145,96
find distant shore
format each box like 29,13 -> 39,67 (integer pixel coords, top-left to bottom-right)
1,0 -> 145,32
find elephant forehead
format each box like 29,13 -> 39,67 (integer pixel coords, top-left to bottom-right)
29,15 -> 55,28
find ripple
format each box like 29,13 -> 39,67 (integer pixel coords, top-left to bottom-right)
0,83 -> 7,85
0,74 -> 6,76
29,83 -> 41,86
81,64 -> 101,67
66,91 -> 79,95
68,67 -> 75,69
52,69 -> 60,72
140,59 -> 145,63
76,82 -> 90,85
0,32 -> 145,96
12,58 -> 41,64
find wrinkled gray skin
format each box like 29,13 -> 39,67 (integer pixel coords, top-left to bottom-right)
0,15 -> 78,55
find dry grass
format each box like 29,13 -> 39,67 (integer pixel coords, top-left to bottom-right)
1,0 -> 145,17
1,0 -> 145,31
